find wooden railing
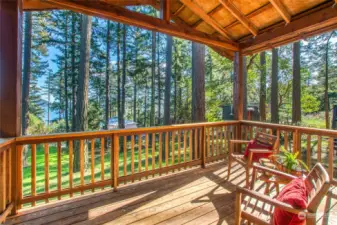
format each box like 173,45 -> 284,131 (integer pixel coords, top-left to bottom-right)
12,121 -> 238,211
241,120 -> 337,185
2,119 -> 337,220
0,139 -> 16,224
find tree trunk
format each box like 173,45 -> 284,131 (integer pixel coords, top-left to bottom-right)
105,21 -> 111,130
292,41 -> 301,124
22,12 -> 32,136
133,35 -> 138,123
64,14 -> 69,132
157,33 -> 161,125
144,78 -> 148,127
259,52 -> 266,121
117,23 -> 122,128
324,32 -> 334,129
163,35 -> 172,125
174,62 -> 177,124
271,48 -> 279,124
121,24 -> 126,129
150,31 -> 156,127
243,56 -> 247,120
71,13 -> 77,132
192,42 -> 205,122
74,15 -> 92,172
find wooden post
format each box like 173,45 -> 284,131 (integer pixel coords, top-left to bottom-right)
201,126 -> 206,168
0,0 -> 22,138
161,0 -> 170,23
113,134 -> 119,191
233,52 -> 245,144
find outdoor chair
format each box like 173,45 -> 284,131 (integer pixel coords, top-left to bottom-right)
235,163 -> 330,225
227,132 -> 278,187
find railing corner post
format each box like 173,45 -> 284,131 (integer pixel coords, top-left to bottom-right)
201,126 -> 206,169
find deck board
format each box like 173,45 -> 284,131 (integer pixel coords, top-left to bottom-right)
4,161 -> 337,225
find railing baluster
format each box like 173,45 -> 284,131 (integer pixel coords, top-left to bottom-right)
207,128 -> 210,157
165,132 -> 169,170
79,140 -> 84,194
123,136 -> 127,181
17,145 -> 23,210
131,135 -> 135,182
178,130 -> 181,165
138,134 -> 142,178
44,143 -> 49,202
31,144 -> 36,206
69,141 -> 73,197
306,135 -> 311,169
145,133 -> 149,178
317,136 -> 322,163
91,139 -> 95,192
211,127 -> 214,156
7,148 -> 11,204
201,127 -> 206,168
284,132 -> 288,150
57,142 -> 62,199
1,152 -> 6,211
184,130 -> 187,167
159,133 -> 162,174
152,133 -> 155,176
101,137 -> 105,187
189,130 -> 193,163
194,128 -> 198,159
329,137 -> 334,179
171,131 -> 175,167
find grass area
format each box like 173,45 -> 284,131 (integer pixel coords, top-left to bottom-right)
22,140 -> 200,197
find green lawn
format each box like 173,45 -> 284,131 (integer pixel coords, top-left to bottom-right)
22,140 -> 200,198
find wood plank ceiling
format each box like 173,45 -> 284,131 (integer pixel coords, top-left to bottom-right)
23,0 -> 337,60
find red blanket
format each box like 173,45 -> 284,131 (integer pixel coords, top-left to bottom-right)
274,178 -> 308,225
243,140 -> 273,161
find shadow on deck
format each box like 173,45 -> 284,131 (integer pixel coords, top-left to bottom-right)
4,161 -> 337,225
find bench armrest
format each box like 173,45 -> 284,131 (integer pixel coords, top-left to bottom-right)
236,186 -> 307,214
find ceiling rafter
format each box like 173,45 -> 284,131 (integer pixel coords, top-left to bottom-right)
180,0 -> 233,41
151,1 -> 234,60
173,4 -> 185,16
268,0 -> 291,23
224,3 -> 273,30
46,0 -> 239,51
192,4 -> 223,28
218,0 -> 258,36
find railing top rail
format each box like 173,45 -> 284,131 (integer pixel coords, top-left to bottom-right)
15,121 -> 240,145
240,120 -> 337,136
0,138 -> 15,151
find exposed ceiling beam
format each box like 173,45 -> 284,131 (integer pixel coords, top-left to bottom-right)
192,4 -> 222,28
218,0 -> 258,36
268,0 -> 291,23
151,1 -> 235,60
240,4 -> 337,55
180,0 -> 233,41
23,0 -> 155,11
23,0 -> 59,11
173,4 -> 185,16
102,0 -> 155,5
46,0 -> 239,51
224,2 -> 273,30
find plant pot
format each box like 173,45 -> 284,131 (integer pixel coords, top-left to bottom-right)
275,160 -> 304,177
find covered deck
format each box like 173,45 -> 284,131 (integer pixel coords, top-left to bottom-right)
2,0 -> 337,224
3,161 -> 337,225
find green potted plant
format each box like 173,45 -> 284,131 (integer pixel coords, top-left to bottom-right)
270,147 -> 309,176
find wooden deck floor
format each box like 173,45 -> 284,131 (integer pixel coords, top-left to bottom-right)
4,161 -> 337,225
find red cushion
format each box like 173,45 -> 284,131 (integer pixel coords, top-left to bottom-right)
274,178 -> 308,225
243,140 -> 273,161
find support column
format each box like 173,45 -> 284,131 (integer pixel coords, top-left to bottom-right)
0,0 -> 22,137
233,52 -> 245,121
